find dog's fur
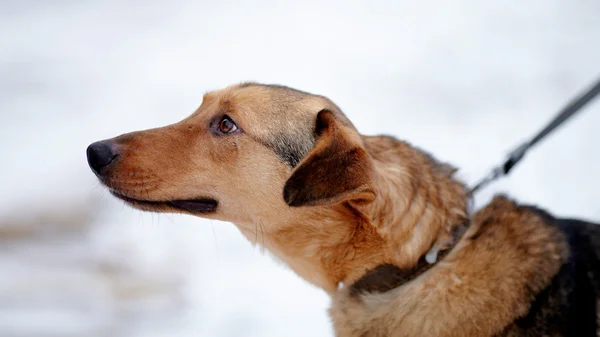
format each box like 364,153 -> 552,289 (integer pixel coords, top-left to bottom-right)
88,83 -> 600,336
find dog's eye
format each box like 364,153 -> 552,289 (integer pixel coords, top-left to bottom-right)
218,116 -> 238,134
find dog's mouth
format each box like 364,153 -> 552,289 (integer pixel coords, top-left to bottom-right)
110,191 -> 218,214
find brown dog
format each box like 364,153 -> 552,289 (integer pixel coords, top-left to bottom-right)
87,83 -> 600,336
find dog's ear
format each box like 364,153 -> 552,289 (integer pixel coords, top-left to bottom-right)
283,109 -> 376,207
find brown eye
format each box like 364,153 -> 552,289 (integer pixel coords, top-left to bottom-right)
218,116 -> 238,134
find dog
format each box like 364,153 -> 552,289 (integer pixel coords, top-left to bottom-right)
87,82 -> 600,336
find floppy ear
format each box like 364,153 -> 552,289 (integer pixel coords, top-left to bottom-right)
283,109 -> 376,207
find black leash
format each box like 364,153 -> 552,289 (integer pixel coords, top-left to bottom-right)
469,76 -> 600,195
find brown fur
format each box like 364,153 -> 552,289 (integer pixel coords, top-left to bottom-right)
331,196 -> 568,336
88,82 -> 597,336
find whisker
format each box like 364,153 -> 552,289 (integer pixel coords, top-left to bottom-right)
156,179 -> 178,188
155,186 -> 175,200
260,220 -> 266,253
254,219 -> 259,246
210,221 -> 219,259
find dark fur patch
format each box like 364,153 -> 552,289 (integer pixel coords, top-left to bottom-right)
260,107 -> 337,168
499,208 -> 600,336
239,82 -> 319,168
260,133 -> 312,168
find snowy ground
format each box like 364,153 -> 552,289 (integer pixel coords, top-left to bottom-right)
1,1 -> 599,336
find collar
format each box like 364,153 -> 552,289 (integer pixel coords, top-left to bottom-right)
347,221 -> 470,297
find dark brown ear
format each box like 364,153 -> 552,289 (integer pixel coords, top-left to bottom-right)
283,109 -> 376,207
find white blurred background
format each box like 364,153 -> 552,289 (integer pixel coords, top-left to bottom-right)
1,1 -> 599,336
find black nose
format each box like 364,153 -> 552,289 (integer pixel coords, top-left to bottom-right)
86,141 -> 118,176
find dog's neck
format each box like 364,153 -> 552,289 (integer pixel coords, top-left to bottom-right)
241,136 -> 468,295
363,136 -> 468,269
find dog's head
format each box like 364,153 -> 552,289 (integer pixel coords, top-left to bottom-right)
88,82 -> 468,292
87,83 -> 376,227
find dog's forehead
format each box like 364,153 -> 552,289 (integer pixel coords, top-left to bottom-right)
233,84 -> 324,119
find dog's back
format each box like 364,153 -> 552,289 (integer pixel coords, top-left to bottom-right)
500,208 -> 600,336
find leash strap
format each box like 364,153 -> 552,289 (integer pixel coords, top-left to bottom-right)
469,76 -> 600,195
